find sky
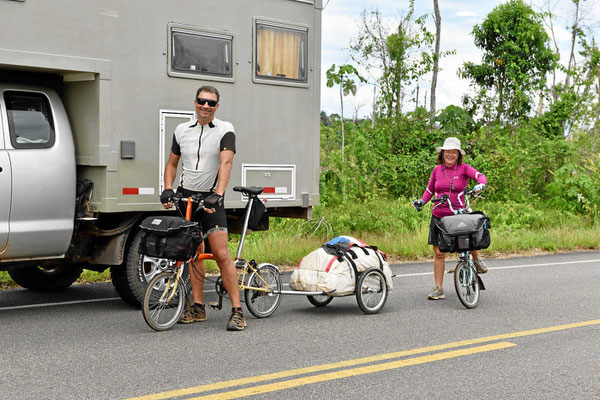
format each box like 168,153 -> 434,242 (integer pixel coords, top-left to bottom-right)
320,0 -> 600,118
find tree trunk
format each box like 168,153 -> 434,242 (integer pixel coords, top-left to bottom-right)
371,85 -> 376,128
430,0 -> 441,122
340,78 -> 346,200
497,76 -> 504,123
415,85 -> 420,108
340,78 -> 345,162
565,0 -> 580,89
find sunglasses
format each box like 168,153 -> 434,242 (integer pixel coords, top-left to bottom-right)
196,98 -> 218,107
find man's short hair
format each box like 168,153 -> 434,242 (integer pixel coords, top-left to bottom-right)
196,86 -> 220,102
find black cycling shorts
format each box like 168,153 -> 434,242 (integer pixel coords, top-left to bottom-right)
175,187 -> 228,237
427,215 -> 442,247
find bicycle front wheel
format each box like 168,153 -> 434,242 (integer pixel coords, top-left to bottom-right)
454,261 -> 480,309
244,263 -> 282,318
356,268 -> 388,314
143,271 -> 186,331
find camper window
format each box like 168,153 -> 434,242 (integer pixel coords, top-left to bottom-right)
170,27 -> 233,79
4,91 -> 55,149
255,23 -> 307,84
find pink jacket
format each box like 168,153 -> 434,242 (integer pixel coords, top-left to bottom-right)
421,163 -> 487,218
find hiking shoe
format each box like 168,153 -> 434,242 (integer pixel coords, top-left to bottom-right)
178,305 -> 206,324
473,258 -> 488,274
427,286 -> 445,300
226,310 -> 246,331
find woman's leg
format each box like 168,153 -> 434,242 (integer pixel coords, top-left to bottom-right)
471,250 -> 488,273
433,245 -> 446,288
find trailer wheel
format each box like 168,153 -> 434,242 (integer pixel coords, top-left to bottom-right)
111,229 -> 169,307
7,261 -> 83,291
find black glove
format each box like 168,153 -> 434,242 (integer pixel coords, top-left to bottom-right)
160,189 -> 176,204
412,199 -> 425,212
204,193 -> 223,208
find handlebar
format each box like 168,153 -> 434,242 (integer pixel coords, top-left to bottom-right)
167,193 -> 205,221
169,193 -> 205,206
419,188 -> 483,215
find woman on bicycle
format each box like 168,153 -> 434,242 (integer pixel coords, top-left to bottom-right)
413,137 -> 488,300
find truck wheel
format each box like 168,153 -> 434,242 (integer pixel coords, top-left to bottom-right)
7,261 -> 83,291
111,229 -> 170,307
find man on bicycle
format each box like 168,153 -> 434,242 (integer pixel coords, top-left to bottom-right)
160,85 -> 245,331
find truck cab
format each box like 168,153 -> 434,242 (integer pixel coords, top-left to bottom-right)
0,84 -> 82,289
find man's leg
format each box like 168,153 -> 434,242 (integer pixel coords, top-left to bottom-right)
189,242 -> 206,305
179,242 -> 207,323
207,231 -> 241,308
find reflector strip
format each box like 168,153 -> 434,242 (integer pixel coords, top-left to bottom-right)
123,188 -> 155,195
262,187 -> 287,194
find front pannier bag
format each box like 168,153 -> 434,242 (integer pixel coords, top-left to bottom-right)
139,216 -> 202,261
436,212 -> 491,253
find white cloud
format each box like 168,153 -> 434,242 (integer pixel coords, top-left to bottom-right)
319,0 -> 599,116
454,11 -> 476,17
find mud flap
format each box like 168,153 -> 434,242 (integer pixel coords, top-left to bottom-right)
477,274 -> 486,290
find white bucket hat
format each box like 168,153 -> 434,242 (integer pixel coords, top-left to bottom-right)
436,137 -> 465,155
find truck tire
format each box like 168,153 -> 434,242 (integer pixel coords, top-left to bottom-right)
111,229 -> 170,307
7,261 -> 83,291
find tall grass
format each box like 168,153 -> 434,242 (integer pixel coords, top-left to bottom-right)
1,198 -> 598,290
236,197 -> 599,264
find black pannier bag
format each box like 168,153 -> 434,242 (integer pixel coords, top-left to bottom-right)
139,216 -> 202,261
436,212 -> 491,253
245,198 -> 268,231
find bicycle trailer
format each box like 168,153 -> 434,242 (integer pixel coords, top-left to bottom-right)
289,236 -> 393,295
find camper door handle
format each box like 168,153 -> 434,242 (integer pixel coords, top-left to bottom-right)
0,167 -> 3,172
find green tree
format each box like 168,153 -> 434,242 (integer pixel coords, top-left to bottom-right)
326,63 -> 366,161
459,0 -> 557,124
350,1 -> 436,118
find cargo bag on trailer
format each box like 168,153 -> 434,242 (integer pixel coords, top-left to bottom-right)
436,212 -> 491,253
289,236 -> 393,296
139,216 -> 202,261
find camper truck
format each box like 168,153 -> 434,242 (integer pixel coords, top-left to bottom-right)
0,0 -> 322,305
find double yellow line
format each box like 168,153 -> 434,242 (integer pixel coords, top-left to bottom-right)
127,318 -> 600,400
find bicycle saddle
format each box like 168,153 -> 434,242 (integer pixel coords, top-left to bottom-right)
233,186 -> 263,196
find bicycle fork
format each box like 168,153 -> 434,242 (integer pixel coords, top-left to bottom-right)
459,252 -> 486,290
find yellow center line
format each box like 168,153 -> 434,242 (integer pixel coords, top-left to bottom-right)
125,318 -> 600,400
191,342 -> 517,400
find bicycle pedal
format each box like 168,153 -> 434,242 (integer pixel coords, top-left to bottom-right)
209,302 -> 222,311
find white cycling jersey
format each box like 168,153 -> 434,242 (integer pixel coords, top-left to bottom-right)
171,117 -> 236,192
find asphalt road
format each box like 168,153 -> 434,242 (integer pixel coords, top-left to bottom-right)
1,251 -> 599,400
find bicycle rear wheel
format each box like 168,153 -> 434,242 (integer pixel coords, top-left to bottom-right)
143,271 -> 186,331
244,263 -> 281,318
356,268 -> 388,314
454,261 -> 480,309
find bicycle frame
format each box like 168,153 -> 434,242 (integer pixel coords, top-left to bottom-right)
432,189 -> 486,295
